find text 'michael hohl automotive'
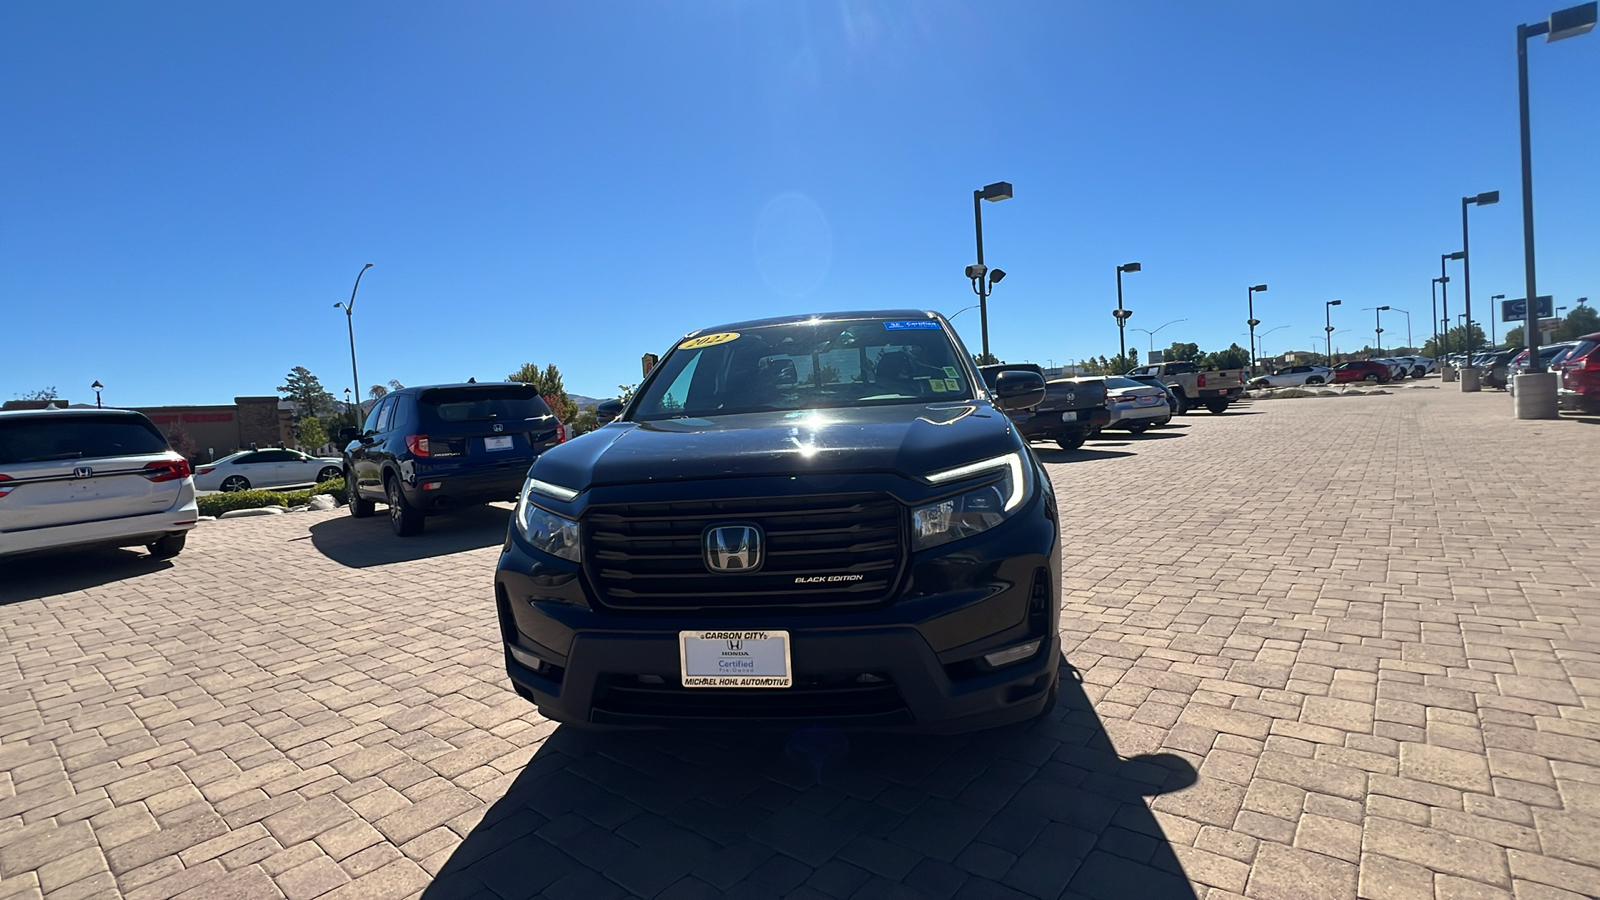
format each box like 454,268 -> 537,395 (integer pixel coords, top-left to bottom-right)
494,311 -> 1063,732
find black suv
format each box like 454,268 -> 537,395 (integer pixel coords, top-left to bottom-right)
495,311 -> 1062,732
341,383 -> 566,536
980,364 -> 1110,450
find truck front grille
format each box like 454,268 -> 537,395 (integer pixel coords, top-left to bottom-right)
584,493 -> 906,613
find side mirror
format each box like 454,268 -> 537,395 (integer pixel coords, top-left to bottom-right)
595,398 -> 625,425
992,370 -> 1046,411
339,427 -> 359,443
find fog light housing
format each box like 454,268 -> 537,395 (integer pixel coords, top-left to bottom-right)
983,640 -> 1041,668
421,481 -> 443,491
507,644 -> 548,672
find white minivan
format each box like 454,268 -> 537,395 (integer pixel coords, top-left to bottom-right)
0,408 -> 198,559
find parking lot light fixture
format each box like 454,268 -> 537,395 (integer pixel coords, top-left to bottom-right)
1441,253 -> 1464,361
1131,318 -> 1186,356
1115,263 -> 1142,364
1461,191 -> 1499,358
1490,294 -> 1506,345
1325,300 -> 1342,362
1515,4 -> 1594,417
970,181 -> 1013,361
334,263 -> 374,408
1247,284 -> 1268,377
1365,306 -> 1392,354
1391,308 -> 1412,349
91,380 -> 103,408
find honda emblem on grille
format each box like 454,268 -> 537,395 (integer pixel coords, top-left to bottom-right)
492,423 -> 504,432
73,466 -> 93,479
704,524 -> 763,574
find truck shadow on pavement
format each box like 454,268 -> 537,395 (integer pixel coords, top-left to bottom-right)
422,660 -> 1200,899
305,504 -> 511,568
0,548 -> 174,606
1031,448 -> 1137,463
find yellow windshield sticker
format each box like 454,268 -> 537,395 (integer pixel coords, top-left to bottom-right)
943,367 -> 960,379
678,331 -> 740,350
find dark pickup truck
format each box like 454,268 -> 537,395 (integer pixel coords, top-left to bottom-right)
979,364 -> 1109,450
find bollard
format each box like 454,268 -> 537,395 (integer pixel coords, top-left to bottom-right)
1512,372 -> 1559,419
1461,368 -> 1481,392
1442,364 -> 1457,383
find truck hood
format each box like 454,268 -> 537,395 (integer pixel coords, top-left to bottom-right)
530,402 -> 1018,490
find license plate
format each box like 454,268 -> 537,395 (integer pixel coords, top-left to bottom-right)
1061,410 -> 1078,421
484,436 -> 513,451
680,630 -> 792,688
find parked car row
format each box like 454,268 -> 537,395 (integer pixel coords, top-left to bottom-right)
979,365 -> 1174,449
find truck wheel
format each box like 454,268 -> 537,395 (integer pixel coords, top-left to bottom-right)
1205,400 -> 1229,414
1172,392 -> 1190,415
1056,435 -> 1085,450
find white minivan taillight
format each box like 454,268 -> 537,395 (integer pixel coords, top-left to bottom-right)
142,459 -> 192,483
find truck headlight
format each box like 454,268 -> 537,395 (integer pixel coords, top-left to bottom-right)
515,482 -> 580,562
912,452 -> 1030,550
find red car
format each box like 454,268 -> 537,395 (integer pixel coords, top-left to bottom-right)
1331,360 -> 1391,384
1557,331 -> 1600,414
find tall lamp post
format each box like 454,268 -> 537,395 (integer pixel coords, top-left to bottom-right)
1460,190 -> 1500,392
1247,284 -> 1268,377
1258,325 -> 1289,368
1325,300 -> 1342,362
91,380 -> 103,408
1441,252 -> 1464,367
1131,318 -> 1187,357
1391,308 -> 1413,350
1515,3 -> 1595,417
1490,294 -> 1506,346
968,181 -> 1013,363
1365,306 -> 1391,353
1115,262 -> 1141,365
334,263 -> 374,406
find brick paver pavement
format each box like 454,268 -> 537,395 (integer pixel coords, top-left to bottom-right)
2,385 -> 1596,900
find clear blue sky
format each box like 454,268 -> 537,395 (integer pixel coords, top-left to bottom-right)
4,1 -> 1597,407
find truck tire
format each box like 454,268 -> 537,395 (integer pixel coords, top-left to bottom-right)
1056,436 -> 1085,450
1205,400 -> 1229,414
1172,391 -> 1190,415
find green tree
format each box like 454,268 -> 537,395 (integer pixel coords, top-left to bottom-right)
569,405 -> 600,435
16,386 -> 58,401
1558,304 -> 1599,341
1163,342 -> 1200,363
1501,325 -> 1524,350
507,362 -> 573,421
296,415 -> 328,452
368,384 -> 387,400
972,352 -> 999,366
278,367 -> 336,417
1202,343 -> 1250,370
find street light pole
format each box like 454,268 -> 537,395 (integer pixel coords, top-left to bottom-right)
970,182 -> 1013,362
1365,306 -> 1391,354
1115,262 -> 1141,366
1460,191 -> 1500,359
335,263 -> 373,406
1441,252 -> 1464,359
1391,308 -> 1412,349
1131,318 -> 1187,357
1490,294 -> 1506,346
1515,3 -> 1595,416
1325,300 -> 1342,363
1247,284 -> 1268,377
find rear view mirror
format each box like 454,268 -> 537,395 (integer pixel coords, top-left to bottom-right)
595,399 -> 625,425
339,427 -> 359,443
992,370 -> 1046,411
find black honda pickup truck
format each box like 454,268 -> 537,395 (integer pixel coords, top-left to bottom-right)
980,364 -> 1110,450
494,310 -> 1063,732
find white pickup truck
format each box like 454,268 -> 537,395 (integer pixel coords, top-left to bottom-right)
1125,361 -> 1245,414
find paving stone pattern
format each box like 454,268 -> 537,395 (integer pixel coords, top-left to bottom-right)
1,386 -> 1596,899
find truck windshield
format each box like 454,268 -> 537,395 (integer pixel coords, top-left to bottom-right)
634,317 -> 971,420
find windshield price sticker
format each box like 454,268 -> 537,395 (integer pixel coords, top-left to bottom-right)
680,630 -> 792,688
678,332 -> 740,350
884,320 -> 941,331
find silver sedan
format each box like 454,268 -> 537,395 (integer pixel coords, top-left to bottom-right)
193,448 -> 344,492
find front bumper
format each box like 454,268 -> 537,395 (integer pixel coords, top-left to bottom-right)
494,486 -> 1062,733
0,491 -> 199,558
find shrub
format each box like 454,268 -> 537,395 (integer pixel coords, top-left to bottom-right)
198,477 -> 345,517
